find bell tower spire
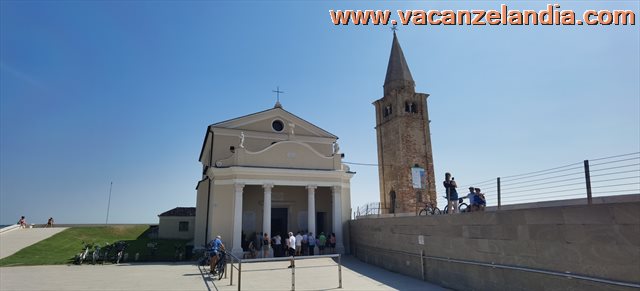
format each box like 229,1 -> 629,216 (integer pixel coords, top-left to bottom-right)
373,31 -> 437,214
383,31 -> 415,96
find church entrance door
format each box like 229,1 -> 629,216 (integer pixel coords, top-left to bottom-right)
271,208 -> 288,238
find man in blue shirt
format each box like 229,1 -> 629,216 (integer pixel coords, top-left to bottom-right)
209,235 -> 225,274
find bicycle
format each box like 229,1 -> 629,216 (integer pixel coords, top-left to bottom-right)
213,250 -> 227,280
418,202 -> 441,216
443,197 -> 469,214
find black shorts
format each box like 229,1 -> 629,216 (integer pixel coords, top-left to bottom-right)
289,248 -> 296,256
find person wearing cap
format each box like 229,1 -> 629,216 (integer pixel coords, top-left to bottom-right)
209,235 -> 225,274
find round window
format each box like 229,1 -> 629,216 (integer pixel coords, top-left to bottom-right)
272,120 -> 284,132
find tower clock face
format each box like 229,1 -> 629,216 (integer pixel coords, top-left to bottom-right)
272,120 -> 284,132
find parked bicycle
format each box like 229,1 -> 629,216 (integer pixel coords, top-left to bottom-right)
418,202 -> 441,216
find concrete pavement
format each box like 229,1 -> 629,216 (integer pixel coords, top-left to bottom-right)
0,256 -> 448,291
1,227 -> 447,290
0,227 -> 68,259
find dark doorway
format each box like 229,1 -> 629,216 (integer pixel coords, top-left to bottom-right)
316,212 -> 326,234
271,208 -> 288,238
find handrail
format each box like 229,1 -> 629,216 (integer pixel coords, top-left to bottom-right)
354,244 -> 640,289
230,254 -> 342,291
225,251 -> 242,290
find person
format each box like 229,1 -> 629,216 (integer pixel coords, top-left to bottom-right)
274,234 -> 282,257
307,232 -> 315,255
287,232 -> 296,268
329,233 -> 336,254
47,217 -> 54,228
474,188 -> 487,211
443,172 -> 458,214
18,216 -> 26,228
262,233 -> 270,258
295,232 -> 303,256
465,187 -> 478,212
318,232 -> 327,255
244,241 -> 257,259
209,235 -> 225,274
301,232 -> 309,256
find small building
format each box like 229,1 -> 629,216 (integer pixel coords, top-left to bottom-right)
158,207 -> 196,240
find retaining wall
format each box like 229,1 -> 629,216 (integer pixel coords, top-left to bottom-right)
349,200 -> 640,291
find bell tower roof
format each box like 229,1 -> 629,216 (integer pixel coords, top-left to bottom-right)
383,32 -> 415,92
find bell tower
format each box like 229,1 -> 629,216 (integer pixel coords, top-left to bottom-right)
373,32 -> 436,214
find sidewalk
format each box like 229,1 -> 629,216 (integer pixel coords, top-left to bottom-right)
0,256 -> 448,291
0,227 -> 67,259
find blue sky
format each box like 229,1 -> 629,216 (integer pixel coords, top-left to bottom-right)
1,1 -> 638,225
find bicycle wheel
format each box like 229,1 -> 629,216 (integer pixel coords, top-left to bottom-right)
459,203 -> 468,213
432,207 -> 442,215
216,259 -> 225,280
443,205 -> 449,214
419,208 -> 427,216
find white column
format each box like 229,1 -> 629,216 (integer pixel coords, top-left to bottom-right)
332,186 -> 345,254
262,184 -> 273,237
232,183 -> 244,256
306,185 -> 317,236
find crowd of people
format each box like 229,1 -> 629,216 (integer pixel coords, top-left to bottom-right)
443,172 -> 486,213
241,230 -> 338,260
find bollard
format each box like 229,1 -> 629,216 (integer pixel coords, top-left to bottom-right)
123,253 -> 129,262
135,253 -> 139,261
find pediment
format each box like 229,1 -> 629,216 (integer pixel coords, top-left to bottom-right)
211,107 -> 337,139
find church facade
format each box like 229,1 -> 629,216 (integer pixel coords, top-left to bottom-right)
374,32 -> 437,214
194,103 -> 354,256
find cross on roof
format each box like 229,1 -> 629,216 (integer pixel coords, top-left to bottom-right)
391,24 -> 398,33
272,86 -> 284,103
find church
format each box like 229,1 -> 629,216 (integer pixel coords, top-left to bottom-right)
192,31 -> 435,256
193,101 -> 354,256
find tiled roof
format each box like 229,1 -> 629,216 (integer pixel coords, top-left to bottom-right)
158,207 -> 196,217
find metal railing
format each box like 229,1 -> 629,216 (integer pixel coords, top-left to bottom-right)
353,243 -> 640,289
355,152 -> 639,217
222,254 -> 342,291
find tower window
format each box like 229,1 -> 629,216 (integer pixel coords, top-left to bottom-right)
384,105 -> 393,117
405,102 -> 417,113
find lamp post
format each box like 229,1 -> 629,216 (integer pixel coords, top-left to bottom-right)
105,181 -> 113,224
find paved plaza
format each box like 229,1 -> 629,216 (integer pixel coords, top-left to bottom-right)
1,228 -> 447,290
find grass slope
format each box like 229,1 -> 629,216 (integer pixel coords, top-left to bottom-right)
0,226 -> 189,267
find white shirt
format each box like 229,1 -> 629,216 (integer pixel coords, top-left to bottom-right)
289,235 -> 296,249
295,234 -> 303,246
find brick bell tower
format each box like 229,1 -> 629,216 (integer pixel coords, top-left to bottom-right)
373,32 -> 437,214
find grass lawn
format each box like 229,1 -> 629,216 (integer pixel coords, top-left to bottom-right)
0,225 -> 191,267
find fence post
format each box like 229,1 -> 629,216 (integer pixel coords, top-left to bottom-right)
497,177 -> 501,209
584,160 -> 593,205
229,256 -> 233,284
291,256 -> 295,291
378,202 -> 381,215
420,249 -> 425,281
338,254 -> 342,288
238,261 -> 242,291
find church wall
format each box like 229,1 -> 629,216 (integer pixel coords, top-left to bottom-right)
211,184 -> 235,247
211,133 -> 334,167
194,180 -> 210,246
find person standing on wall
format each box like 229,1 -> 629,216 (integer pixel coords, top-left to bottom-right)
443,172 -> 458,214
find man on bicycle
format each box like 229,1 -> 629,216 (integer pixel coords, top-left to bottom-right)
209,235 -> 225,274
